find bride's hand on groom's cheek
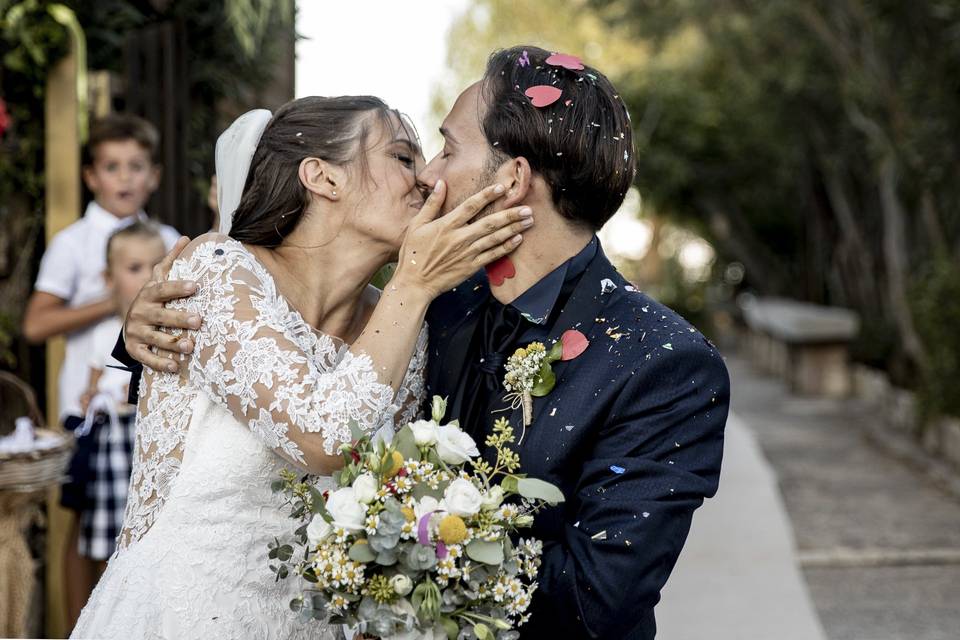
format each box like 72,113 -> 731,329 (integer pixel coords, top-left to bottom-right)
393,180 -> 533,300
125,236 -> 202,373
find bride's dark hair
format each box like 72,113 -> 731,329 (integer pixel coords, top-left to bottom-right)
228,95 -> 406,247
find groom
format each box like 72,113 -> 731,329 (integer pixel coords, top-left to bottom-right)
118,46 -> 728,638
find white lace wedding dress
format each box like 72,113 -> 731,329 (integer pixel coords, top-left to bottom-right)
72,236 -> 427,640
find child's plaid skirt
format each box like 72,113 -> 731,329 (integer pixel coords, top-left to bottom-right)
62,411 -> 136,560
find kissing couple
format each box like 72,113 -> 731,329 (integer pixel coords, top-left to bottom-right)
72,45 -> 729,640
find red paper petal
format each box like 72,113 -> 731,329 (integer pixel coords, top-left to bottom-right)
524,85 -> 562,108
560,329 -> 589,361
546,53 -> 585,71
486,256 -> 516,287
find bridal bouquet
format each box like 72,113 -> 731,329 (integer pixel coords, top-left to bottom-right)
269,397 -> 564,639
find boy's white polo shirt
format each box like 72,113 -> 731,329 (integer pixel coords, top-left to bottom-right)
34,201 -> 181,419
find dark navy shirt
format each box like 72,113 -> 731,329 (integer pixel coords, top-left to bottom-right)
505,235 -> 598,342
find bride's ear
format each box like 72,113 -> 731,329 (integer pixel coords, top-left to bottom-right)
298,157 -> 341,201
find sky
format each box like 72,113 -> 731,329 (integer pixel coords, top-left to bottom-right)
295,0 -> 469,156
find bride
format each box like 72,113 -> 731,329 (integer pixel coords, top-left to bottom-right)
71,97 -> 534,639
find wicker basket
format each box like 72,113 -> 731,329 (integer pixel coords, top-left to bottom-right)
0,372 -> 73,492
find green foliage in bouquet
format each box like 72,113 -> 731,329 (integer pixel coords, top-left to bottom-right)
270,397 -> 564,640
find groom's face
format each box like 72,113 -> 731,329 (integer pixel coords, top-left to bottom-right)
419,82 -> 503,219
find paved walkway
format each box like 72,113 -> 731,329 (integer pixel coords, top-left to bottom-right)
656,413 -> 828,640
658,354 -> 960,640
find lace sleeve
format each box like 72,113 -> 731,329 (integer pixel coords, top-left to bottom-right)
171,236 -> 395,468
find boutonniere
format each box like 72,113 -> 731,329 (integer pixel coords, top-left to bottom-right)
502,329 -> 590,442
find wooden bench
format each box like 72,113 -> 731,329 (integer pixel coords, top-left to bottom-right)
740,297 -> 860,397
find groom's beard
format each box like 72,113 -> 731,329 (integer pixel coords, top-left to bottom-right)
446,159 -> 501,222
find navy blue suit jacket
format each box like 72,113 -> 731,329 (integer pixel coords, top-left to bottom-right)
425,245 -> 729,639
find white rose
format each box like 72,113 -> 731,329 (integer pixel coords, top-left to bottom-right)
435,424 -> 480,465
442,478 -> 483,517
409,420 -> 439,447
352,473 -> 378,504
413,495 -> 442,523
389,573 -> 413,596
306,514 -> 333,546
324,487 -> 367,532
481,485 -> 505,511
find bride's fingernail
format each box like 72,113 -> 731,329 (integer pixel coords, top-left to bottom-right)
521,217 -> 534,228
494,184 -> 506,194
185,282 -> 197,293
434,180 -> 444,193
188,315 -> 201,329
166,362 -> 177,372
178,340 -> 192,352
513,234 -> 523,244
519,207 -> 533,217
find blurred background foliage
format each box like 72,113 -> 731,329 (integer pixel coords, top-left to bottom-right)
438,0 -> 960,419
0,0 -> 292,372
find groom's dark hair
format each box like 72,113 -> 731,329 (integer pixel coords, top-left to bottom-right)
481,46 -> 635,230
229,96 -> 414,247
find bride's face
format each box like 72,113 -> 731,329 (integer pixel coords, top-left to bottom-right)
342,114 -> 425,255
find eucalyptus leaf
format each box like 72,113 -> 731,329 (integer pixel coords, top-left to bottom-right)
516,477 -> 566,504
500,475 -> 520,494
440,616 -> 459,640
530,362 -> 556,397
394,425 -> 420,461
348,420 -> 365,443
348,540 -> 376,563
412,483 -> 444,501
474,622 -> 493,640
466,539 -> 504,565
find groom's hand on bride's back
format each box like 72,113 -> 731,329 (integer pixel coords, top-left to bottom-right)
124,235 -> 201,373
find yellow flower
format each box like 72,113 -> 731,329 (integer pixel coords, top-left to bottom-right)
528,342 -> 545,353
513,347 -> 527,358
381,450 -> 404,478
437,515 -> 468,544
401,506 -> 416,522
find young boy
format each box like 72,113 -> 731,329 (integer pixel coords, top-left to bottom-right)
22,114 -> 180,627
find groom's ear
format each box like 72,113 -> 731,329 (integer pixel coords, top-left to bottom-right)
298,157 -> 341,201
498,156 -> 533,207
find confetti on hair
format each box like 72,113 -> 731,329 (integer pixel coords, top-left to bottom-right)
486,256 -> 516,286
518,50 -> 530,67
525,85 -> 562,108
546,52 -> 585,71
564,99 -> 573,107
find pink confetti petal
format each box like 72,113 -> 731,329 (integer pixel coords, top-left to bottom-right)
525,85 -> 562,108
560,329 -> 589,361
546,53 -> 585,71
486,256 -> 516,286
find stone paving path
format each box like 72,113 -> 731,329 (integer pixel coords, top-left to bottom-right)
657,354 -> 960,640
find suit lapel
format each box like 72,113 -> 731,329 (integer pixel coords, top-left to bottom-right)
510,247 -> 626,433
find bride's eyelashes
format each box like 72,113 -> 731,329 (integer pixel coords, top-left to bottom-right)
393,153 -> 415,168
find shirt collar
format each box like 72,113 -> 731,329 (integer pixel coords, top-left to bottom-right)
508,235 -> 598,325
84,200 -> 148,230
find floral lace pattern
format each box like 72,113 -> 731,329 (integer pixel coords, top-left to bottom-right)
115,235 -> 426,553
